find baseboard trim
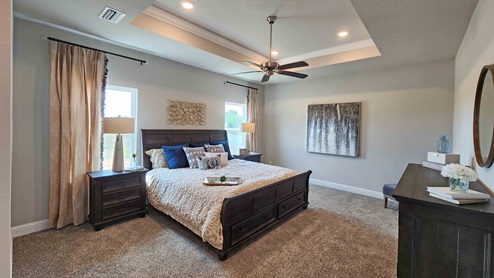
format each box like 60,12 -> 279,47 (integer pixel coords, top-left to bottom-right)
12,219 -> 50,238
310,178 -> 383,199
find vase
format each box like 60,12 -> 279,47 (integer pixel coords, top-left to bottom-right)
449,178 -> 469,193
437,135 -> 451,153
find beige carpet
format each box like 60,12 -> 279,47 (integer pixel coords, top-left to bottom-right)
13,185 -> 399,278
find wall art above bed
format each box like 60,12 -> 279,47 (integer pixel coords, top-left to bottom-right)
167,100 -> 206,126
306,102 -> 360,157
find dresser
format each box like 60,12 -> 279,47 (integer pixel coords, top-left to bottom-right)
393,164 -> 494,277
233,152 -> 262,163
87,169 -> 149,231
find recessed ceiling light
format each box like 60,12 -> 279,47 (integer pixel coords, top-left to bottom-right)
271,50 -> 279,56
181,1 -> 195,9
338,31 -> 349,38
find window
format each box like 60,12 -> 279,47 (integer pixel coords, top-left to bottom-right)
102,85 -> 138,170
225,102 -> 247,154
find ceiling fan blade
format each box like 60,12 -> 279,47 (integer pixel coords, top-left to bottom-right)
242,61 -> 262,68
278,71 -> 308,79
278,61 -> 309,70
261,74 -> 271,83
230,71 -> 263,75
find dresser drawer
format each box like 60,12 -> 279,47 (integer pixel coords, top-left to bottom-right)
102,200 -> 141,220
231,207 -> 275,245
102,176 -> 140,193
278,191 -> 306,218
102,188 -> 141,207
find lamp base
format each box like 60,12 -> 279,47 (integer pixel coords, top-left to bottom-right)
112,134 -> 124,172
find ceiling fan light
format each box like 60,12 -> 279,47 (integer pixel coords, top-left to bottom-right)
271,50 -> 279,56
181,1 -> 195,9
338,31 -> 349,37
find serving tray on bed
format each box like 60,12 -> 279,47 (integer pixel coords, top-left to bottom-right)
203,177 -> 242,186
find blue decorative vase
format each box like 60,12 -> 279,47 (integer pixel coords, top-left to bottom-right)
437,135 -> 451,154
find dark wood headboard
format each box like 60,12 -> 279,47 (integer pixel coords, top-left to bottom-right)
141,129 -> 228,169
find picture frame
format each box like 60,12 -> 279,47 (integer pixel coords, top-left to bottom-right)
239,148 -> 248,156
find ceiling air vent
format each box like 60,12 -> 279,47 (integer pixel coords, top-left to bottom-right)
98,7 -> 126,24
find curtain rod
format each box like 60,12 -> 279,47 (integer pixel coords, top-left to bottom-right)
46,37 -> 148,65
224,81 -> 258,91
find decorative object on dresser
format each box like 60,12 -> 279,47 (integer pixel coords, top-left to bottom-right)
437,135 -> 451,153
426,187 -> 489,205
440,163 -> 478,193
142,129 -> 311,260
306,102 -> 360,157
393,164 -> 494,277
87,169 -> 149,231
167,100 -> 206,126
238,148 -> 248,156
473,64 -> 494,168
422,151 -> 460,171
233,152 -> 262,163
103,116 -> 135,172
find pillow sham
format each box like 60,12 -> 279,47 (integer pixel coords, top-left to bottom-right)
205,144 -> 225,153
145,148 -> 168,169
211,140 -> 234,160
205,152 -> 228,167
197,154 -> 221,170
162,143 -> 189,169
189,142 -> 209,150
183,146 -> 206,168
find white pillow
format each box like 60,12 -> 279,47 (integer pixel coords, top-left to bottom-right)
205,152 -> 228,167
145,148 -> 168,169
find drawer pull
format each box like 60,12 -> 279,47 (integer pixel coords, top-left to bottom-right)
297,197 -> 302,201
119,195 -> 124,198
241,227 -> 248,233
118,208 -> 127,212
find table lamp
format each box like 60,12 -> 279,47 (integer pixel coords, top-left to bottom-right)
241,122 -> 255,154
104,117 -> 135,172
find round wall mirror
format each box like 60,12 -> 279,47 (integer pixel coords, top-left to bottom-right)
474,64 -> 494,167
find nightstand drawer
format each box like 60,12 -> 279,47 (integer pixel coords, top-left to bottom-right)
102,176 -> 140,193
102,188 -> 141,207
102,200 -> 141,220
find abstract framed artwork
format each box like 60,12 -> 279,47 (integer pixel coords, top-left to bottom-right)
306,102 -> 361,157
167,100 -> 206,126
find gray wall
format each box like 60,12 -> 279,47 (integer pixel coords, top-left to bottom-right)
263,59 -> 455,193
0,0 -> 13,276
12,18 -> 263,227
454,0 -> 494,189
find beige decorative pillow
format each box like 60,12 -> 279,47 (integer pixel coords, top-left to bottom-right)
205,144 -> 225,153
183,147 -> 206,168
145,149 -> 168,169
205,152 -> 228,167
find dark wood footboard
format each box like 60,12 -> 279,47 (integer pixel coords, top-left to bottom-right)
217,170 -> 312,260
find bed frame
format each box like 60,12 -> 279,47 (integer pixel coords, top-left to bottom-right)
141,129 -> 312,260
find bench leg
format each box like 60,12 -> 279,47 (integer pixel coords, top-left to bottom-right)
384,196 -> 388,208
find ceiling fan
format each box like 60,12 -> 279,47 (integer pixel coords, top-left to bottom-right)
235,16 -> 309,83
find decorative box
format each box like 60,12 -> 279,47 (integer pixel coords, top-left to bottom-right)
427,152 -> 460,164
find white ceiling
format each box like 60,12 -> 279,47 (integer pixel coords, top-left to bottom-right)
13,0 -> 478,84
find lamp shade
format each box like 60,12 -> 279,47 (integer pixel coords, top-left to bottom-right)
103,117 -> 135,134
241,123 -> 256,133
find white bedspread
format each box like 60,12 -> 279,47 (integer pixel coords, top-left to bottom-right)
146,159 -> 298,250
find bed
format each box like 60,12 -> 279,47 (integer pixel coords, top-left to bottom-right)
142,129 -> 312,260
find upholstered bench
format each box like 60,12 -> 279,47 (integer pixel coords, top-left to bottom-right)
383,183 -> 397,208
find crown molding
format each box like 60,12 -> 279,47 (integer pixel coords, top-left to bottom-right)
144,5 -> 268,63
277,39 -> 379,65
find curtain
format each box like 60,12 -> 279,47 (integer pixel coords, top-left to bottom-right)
49,42 -> 107,229
247,88 -> 259,152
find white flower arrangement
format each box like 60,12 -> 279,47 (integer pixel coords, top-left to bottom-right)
440,163 -> 478,181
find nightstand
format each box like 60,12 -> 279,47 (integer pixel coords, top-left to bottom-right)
233,152 -> 263,163
87,169 -> 149,231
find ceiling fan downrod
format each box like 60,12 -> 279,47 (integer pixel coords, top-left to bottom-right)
267,16 -> 276,62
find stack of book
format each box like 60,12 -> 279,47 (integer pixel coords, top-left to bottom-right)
427,187 -> 490,205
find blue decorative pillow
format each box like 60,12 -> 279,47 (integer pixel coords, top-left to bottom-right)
211,140 -> 234,160
197,154 -> 221,170
161,143 -> 189,169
